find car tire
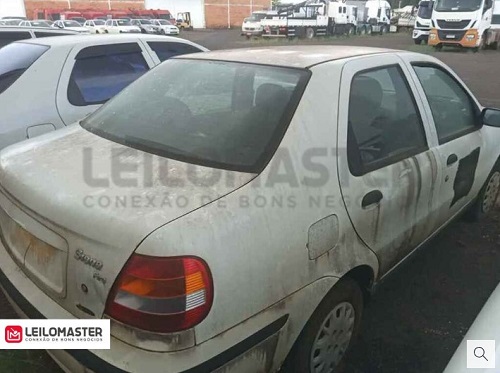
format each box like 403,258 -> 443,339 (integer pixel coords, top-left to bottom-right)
414,38 -> 422,45
465,163 -> 500,221
283,278 -> 363,373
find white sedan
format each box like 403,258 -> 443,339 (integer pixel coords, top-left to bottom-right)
83,19 -> 107,34
104,19 -> 141,34
0,47 -> 499,373
0,34 -> 207,150
52,19 -> 90,34
151,19 -> 180,35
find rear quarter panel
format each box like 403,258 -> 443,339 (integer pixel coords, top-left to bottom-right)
136,59 -> 379,353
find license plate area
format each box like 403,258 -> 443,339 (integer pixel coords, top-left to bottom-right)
0,192 -> 68,297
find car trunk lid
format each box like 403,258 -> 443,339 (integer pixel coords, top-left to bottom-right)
0,125 -> 255,318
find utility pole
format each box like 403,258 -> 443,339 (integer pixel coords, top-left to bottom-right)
227,0 -> 231,28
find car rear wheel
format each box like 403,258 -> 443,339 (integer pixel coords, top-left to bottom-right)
283,278 -> 363,373
466,164 -> 500,221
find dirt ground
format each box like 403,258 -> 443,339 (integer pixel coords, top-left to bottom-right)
0,30 -> 499,373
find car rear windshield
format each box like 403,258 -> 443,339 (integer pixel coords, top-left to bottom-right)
0,42 -> 49,95
81,59 -> 310,173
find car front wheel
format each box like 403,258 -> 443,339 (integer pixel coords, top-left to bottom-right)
467,163 -> 500,221
283,278 -> 363,373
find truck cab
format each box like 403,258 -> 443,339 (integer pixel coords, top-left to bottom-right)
413,0 -> 434,44
429,0 -> 496,49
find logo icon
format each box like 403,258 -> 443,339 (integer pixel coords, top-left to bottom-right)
5,326 -> 23,343
467,340 -> 496,369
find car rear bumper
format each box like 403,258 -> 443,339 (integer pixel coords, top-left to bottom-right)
0,236 -> 287,373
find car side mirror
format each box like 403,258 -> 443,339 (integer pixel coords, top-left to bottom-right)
482,108 -> 500,127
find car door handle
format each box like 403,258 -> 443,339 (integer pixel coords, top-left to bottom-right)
447,154 -> 458,166
361,190 -> 383,209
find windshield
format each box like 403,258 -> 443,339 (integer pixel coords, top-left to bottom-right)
117,19 -> 132,26
63,20 -> 81,27
0,43 -> 49,95
417,1 -> 434,18
5,20 -> 22,25
435,0 -> 482,12
140,19 -> 152,24
157,20 -> 173,25
31,21 -> 50,27
81,59 -> 309,173
93,20 -> 105,25
246,14 -> 265,22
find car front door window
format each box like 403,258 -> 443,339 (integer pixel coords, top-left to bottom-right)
413,65 -> 478,144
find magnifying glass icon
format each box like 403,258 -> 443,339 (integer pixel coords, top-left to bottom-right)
474,347 -> 489,361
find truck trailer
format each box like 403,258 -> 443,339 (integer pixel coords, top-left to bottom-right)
428,0 -> 500,50
261,0 -> 391,38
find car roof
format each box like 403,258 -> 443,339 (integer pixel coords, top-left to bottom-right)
19,34 -> 192,47
0,26 -> 78,34
179,46 -> 395,68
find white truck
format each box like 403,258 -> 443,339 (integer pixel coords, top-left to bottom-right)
428,0 -> 500,50
0,0 -> 26,19
261,0 -> 391,38
412,0 -> 434,44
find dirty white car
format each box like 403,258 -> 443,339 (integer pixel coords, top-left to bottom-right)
0,34 -> 206,150
52,19 -> 91,34
0,46 -> 499,373
104,19 -> 141,34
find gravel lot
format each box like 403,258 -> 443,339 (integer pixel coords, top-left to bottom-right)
0,30 -> 499,373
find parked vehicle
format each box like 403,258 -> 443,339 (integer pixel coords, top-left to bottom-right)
0,46 -> 499,373
412,0 -> 434,44
241,11 -> 268,37
19,20 -> 51,28
262,0 -> 391,38
429,0 -> 500,50
70,16 -> 87,26
1,18 -> 23,26
151,19 -> 180,35
79,10 -> 106,20
0,34 -> 206,149
83,19 -> 106,34
104,19 -> 141,34
177,12 -> 193,30
52,19 -> 90,34
391,11 -> 416,32
444,284 -> 500,372
131,19 -> 160,34
0,26 -> 77,48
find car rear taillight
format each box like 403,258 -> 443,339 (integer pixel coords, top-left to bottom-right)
105,254 -> 213,333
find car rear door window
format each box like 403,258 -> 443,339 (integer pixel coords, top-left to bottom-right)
413,65 -> 478,144
67,43 -> 150,106
0,42 -> 49,95
0,31 -> 32,48
147,42 -> 202,62
347,65 -> 428,175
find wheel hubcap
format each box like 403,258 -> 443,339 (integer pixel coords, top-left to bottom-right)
483,171 -> 500,213
310,302 -> 355,373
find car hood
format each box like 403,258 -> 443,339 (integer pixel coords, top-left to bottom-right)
0,124 -> 255,249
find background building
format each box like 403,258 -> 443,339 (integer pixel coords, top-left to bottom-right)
22,0 -> 271,28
